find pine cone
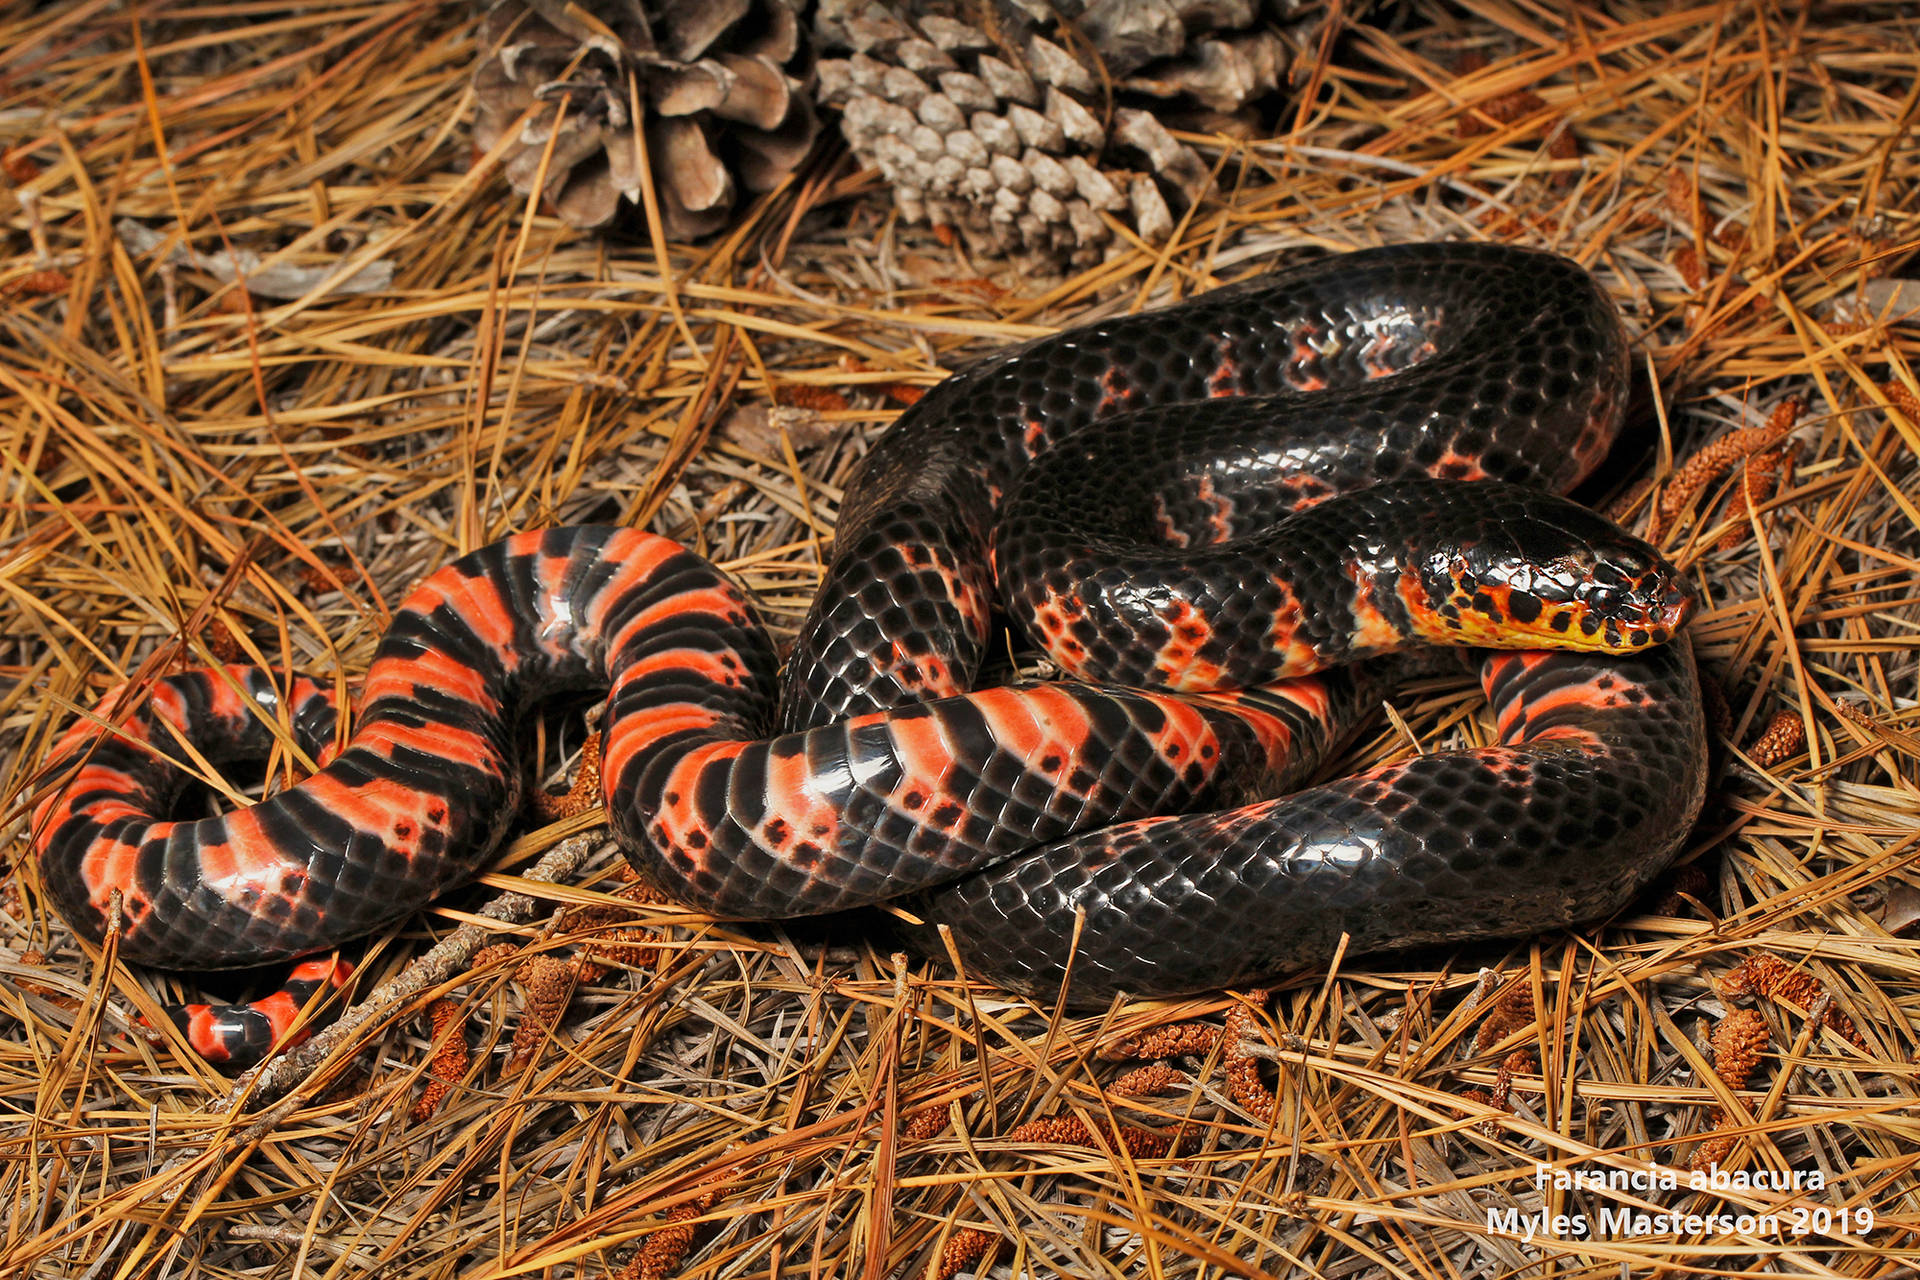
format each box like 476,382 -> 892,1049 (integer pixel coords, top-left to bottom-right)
473,0 -> 820,236
816,0 -> 1317,264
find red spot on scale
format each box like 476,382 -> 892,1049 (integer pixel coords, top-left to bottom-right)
879,712 -> 955,805
1208,339 -> 1239,397
1029,598 -> 1089,675
193,809 -> 307,907
758,747 -> 843,865
1095,366 -> 1136,414
928,556 -> 991,641
1430,450 -> 1491,482
301,772 -> 417,844
875,640 -> 956,701
639,741 -> 745,854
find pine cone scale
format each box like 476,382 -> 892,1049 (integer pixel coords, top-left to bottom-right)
473,0 -> 818,235
815,0 -> 1313,265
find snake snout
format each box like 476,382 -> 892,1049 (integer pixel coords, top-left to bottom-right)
1569,545 -> 1695,649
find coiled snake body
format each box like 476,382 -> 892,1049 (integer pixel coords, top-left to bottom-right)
32,243 -> 1708,1062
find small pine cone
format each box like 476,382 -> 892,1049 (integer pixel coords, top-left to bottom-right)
473,0 -> 820,236
1004,1112 -> 1185,1158
1711,1007 -> 1769,1092
933,1227 -> 1001,1280
1745,708 -> 1806,768
1690,1128 -> 1738,1173
1881,378 -> 1920,422
1470,979 -> 1539,1051
1100,1018 -> 1223,1061
505,953 -> 576,1070
409,999 -> 472,1122
1719,953 -> 1868,1051
816,0 -> 1315,264
1110,1060 -> 1187,1096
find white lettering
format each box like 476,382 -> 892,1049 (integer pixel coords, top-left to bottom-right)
1535,1163 -> 1677,1190
1487,1208 -> 1537,1242
1688,1165 -> 1826,1192
1597,1207 -> 1781,1237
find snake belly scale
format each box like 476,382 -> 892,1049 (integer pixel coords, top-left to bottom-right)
32,242 -> 1708,1061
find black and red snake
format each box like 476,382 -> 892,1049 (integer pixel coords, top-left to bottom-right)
30,242 -> 1709,1063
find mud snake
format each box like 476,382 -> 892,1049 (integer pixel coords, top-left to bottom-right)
31,242 -> 1709,1064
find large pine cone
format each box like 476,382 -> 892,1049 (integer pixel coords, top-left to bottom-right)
816,0 -> 1315,264
473,0 -> 820,236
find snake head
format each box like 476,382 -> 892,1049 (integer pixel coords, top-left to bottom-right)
1401,491 -> 1695,654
